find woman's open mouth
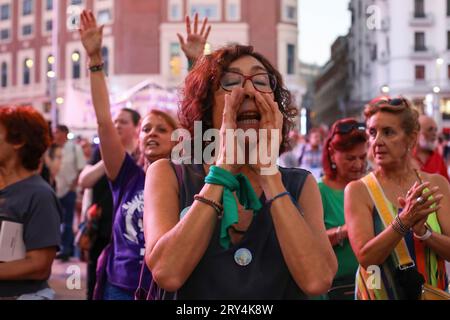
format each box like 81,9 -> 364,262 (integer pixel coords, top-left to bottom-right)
236,112 -> 261,127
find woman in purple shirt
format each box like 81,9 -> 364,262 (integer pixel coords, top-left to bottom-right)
79,11 -> 182,300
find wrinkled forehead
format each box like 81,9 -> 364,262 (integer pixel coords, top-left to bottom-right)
226,55 -> 268,74
367,111 -> 402,128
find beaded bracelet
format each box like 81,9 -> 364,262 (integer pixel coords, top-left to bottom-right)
391,216 -> 410,236
89,63 -> 104,73
194,194 -> 224,220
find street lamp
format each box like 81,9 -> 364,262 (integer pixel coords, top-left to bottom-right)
381,85 -> 390,94
25,58 -> 34,69
433,86 -> 441,94
47,71 -> 56,78
71,52 -> 80,62
436,58 -> 444,66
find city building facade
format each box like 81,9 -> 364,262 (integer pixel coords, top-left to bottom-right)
0,0 -> 303,132
348,0 -> 450,131
313,35 -> 354,126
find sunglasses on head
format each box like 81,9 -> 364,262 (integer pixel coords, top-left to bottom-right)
329,122 -> 366,143
374,97 -> 410,108
334,122 -> 366,135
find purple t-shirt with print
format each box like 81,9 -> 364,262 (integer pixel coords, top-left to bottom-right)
106,154 -> 150,292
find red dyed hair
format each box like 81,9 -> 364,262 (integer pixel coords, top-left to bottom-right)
179,44 -> 298,154
322,118 -> 368,180
0,106 -> 51,170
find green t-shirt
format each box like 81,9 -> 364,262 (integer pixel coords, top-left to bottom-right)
318,181 -> 359,281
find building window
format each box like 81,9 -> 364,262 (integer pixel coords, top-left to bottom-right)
282,0 -> 297,22
72,51 -> 81,79
415,65 -> 425,80
228,4 -> 238,20
23,59 -> 32,85
0,4 -> 10,20
1,62 -> 7,88
97,9 -> 112,24
414,0 -> 425,18
22,0 -> 33,16
448,0 -> 450,16
226,0 -> 240,21
170,43 -> 182,77
0,29 -> 9,40
371,44 -> 377,61
46,20 -> 53,32
71,0 -> 82,5
287,44 -> 295,75
448,65 -> 450,79
46,0 -> 53,11
286,5 -> 297,20
47,55 -> 54,72
190,4 -> 219,20
169,0 -> 182,21
448,31 -> 450,50
102,46 -> 109,76
22,24 -> 33,36
414,32 -> 426,51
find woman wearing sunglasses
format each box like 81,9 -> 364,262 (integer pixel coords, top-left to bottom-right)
318,119 -> 368,300
345,97 -> 450,300
144,44 -> 337,299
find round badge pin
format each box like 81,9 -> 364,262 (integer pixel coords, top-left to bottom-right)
234,248 -> 253,267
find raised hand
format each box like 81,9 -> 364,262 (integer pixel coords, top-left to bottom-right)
79,10 -> 104,59
177,13 -> 211,62
252,92 -> 283,176
215,88 -> 245,174
398,183 -> 443,229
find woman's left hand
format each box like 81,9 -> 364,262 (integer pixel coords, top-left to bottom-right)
250,92 -> 283,177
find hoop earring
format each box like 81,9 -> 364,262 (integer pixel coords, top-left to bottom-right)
331,163 -> 337,170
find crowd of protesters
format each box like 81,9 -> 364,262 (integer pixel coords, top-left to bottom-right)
0,10 -> 449,300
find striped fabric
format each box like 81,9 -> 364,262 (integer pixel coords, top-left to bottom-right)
355,173 -> 448,300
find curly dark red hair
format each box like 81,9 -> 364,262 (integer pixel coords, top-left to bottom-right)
179,44 -> 298,154
0,106 -> 51,170
322,118 -> 368,180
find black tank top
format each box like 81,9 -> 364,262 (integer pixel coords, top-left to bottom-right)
173,164 -> 310,300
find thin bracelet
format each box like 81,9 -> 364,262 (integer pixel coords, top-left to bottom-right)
391,218 -> 409,236
89,63 -> 104,72
194,194 -> 224,219
395,215 -> 410,234
266,191 -> 290,206
336,226 -> 344,246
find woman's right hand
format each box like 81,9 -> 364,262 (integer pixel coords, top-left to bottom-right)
79,10 -> 104,60
177,13 -> 211,62
398,182 -> 443,228
215,88 -> 245,174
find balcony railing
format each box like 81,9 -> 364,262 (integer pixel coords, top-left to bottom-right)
409,12 -> 434,26
410,45 -> 436,59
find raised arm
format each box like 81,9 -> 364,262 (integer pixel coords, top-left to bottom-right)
177,13 -> 211,64
78,161 -> 106,189
79,10 -> 125,181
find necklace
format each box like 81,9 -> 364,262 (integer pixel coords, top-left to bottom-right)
378,170 -> 419,200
